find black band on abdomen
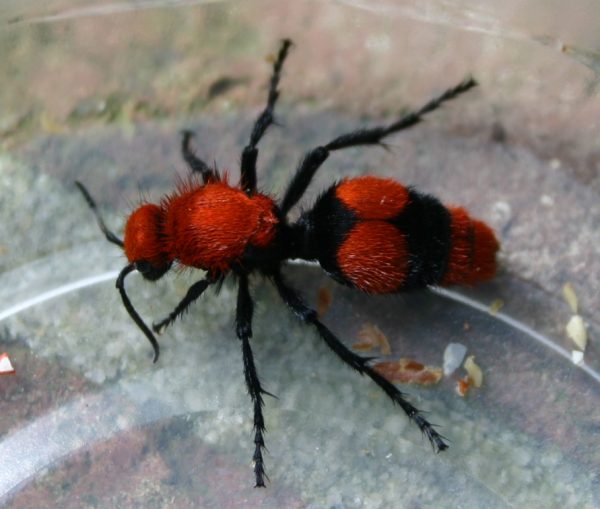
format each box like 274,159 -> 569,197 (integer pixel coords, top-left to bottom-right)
392,188 -> 452,289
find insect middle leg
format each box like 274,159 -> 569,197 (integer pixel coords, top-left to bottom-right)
270,269 -> 449,452
240,39 -> 293,194
236,273 -> 272,487
280,77 -> 477,214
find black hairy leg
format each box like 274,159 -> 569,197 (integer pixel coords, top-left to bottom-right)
270,270 -> 449,452
240,39 -> 293,194
236,273 -> 272,487
280,77 -> 477,214
180,130 -> 218,183
152,277 -> 214,334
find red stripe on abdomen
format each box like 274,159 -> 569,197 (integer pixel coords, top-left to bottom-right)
336,176 -> 409,220
442,207 -> 499,286
337,221 -> 408,294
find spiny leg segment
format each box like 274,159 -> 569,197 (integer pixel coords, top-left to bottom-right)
152,277 -> 214,334
280,77 -> 477,215
270,270 -> 448,452
240,39 -> 293,195
236,273 -> 272,487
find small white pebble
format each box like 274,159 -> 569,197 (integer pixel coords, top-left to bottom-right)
571,350 -> 584,365
443,342 -> 467,376
540,194 -> 554,207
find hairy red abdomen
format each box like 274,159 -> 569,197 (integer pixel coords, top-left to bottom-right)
298,176 -> 499,294
162,181 -> 278,273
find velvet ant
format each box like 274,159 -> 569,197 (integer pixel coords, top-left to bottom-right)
76,39 -> 499,487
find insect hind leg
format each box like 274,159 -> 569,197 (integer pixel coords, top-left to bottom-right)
270,269 -> 449,452
280,77 -> 477,215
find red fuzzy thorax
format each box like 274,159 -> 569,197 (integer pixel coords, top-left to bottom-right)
161,180 -> 278,273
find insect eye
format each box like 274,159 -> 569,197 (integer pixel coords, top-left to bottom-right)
135,259 -> 172,281
135,260 -> 152,274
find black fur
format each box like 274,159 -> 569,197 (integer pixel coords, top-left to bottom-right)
240,39 -> 293,195
291,184 -> 358,284
287,185 -> 452,292
393,188 -> 452,289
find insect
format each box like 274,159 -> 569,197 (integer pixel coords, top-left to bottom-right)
76,39 -> 499,487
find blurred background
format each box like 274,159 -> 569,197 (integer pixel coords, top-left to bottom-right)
0,1 -> 599,508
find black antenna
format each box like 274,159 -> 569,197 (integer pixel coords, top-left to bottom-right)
75,181 -> 124,248
116,264 -> 160,363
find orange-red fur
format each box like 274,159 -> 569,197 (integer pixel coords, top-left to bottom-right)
336,176 -> 409,219
442,206 -> 499,285
125,179 -> 278,274
124,204 -> 168,268
337,221 -> 408,293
